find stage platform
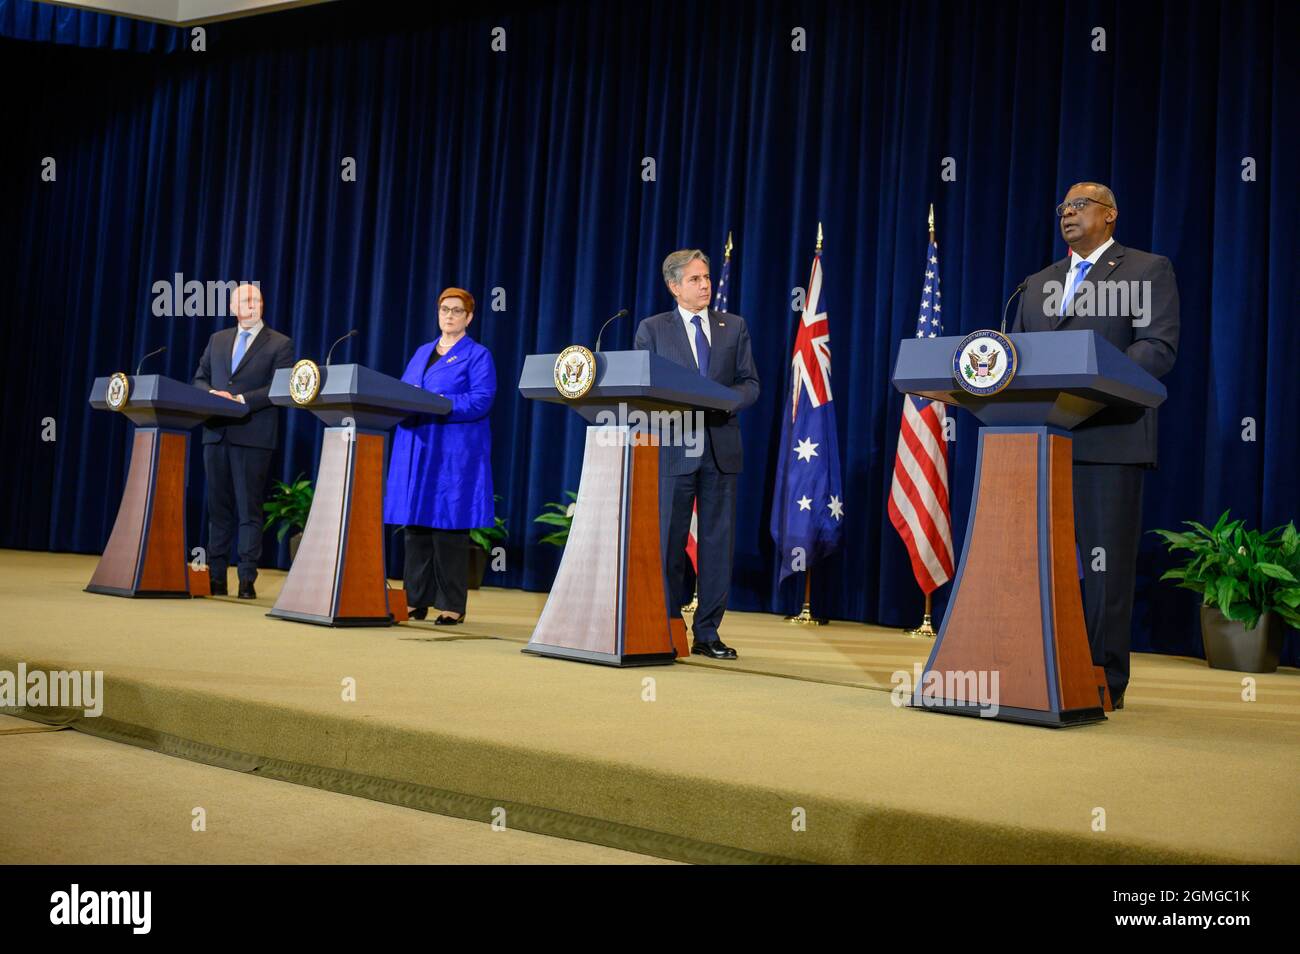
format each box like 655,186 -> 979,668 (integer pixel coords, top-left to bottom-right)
2,550 -> 1297,864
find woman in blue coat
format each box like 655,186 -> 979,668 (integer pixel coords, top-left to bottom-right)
384,287 -> 496,624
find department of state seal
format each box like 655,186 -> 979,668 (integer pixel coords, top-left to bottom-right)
554,345 -> 597,400
289,358 -> 322,406
105,372 -> 131,411
953,330 -> 1017,397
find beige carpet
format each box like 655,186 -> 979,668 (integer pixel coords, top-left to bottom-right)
0,716 -> 671,864
2,550 -> 1297,864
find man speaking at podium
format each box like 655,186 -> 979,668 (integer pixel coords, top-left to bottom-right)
1011,182 -> 1180,708
635,249 -> 760,659
193,283 -> 296,599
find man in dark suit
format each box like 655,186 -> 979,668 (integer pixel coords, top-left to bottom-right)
1011,182 -> 1180,708
193,283 -> 296,599
635,249 -> 760,659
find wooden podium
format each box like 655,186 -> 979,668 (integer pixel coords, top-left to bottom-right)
267,363 -> 449,626
892,330 -> 1167,727
86,374 -> 248,598
517,350 -> 740,666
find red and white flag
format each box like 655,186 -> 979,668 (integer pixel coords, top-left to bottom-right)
887,236 -> 955,593
686,503 -> 698,571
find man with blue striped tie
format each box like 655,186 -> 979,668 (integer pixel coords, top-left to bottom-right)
635,250 -> 761,659
193,283 -> 295,599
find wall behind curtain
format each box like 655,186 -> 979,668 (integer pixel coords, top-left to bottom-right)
1,0 -> 1296,662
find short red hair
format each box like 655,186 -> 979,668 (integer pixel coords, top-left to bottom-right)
438,287 -> 475,314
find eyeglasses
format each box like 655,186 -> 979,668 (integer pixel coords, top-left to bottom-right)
1055,197 -> 1114,217
438,305 -> 467,316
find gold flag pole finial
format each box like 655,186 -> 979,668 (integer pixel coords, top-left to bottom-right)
928,203 -> 935,244
724,230 -> 733,261
815,221 -> 823,254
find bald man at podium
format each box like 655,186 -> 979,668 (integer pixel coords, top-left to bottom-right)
193,283 -> 296,600
1011,182 -> 1180,708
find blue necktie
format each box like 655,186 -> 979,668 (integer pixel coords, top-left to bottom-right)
1061,260 -> 1092,316
231,330 -> 251,374
691,314 -> 710,376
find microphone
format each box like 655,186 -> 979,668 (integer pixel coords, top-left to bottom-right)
135,345 -> 167,376
1000,280 -> 1028,334
593,308 -> 630,352
325,329 -> 358,367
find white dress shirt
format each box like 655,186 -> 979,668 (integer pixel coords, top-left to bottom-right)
1060,236 -> 1115,315
226,319 -> 264,403
677,305 -> 712,369
231,319 -> 264,365
1065,236 -> 1115,288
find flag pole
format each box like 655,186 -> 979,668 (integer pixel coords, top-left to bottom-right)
903,591 -> 938,638
786,221 -> 828,627
785,564 -> 828,625
687,231 -> 734,617
904,204 -> 940,639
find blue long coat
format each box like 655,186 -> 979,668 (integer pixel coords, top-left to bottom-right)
383,335 -> 496,530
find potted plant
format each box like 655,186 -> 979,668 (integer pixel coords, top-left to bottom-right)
263,474 -> 314,563
534,491 -> 577,547
468,495 -> 508,590
1154,511 -> 1299,673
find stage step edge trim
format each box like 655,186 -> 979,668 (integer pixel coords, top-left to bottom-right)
2,706 -> 803,866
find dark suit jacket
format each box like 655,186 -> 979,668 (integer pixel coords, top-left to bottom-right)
1011,241 -> 1179,465
192,325 -> 296,449
634,308 -> 760,475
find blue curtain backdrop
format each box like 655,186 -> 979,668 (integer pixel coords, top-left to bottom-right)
1,0 -> 1296,663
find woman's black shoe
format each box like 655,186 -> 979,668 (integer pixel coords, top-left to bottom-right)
409,606 -> 428,621
434,614 -> 464,625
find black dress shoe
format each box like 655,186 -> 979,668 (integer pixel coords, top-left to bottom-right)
209,580 -> 228,597
409,606 -> 428,620
434,614 -> 464,626
691,640 -> 738,660
237,582 -> 257,600
1112,692 -> 1125,710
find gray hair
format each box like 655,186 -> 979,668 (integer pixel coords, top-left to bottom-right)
1071,181 -> 1117,208
662,248 -> 710,286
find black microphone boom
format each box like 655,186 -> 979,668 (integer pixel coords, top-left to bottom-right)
325,329 -> 358,367
135,345 -> 167,376
594,309 -> 630,352
1000,280 -> 1028,334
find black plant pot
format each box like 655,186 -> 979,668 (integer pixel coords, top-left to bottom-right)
288,532 -> 303,564
467,544 -> 488,590
1200,605 -> 1283,674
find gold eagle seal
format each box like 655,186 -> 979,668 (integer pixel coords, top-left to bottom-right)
288,358 -> 322,406
553,345 -> 596,400
105,372 -> 131,411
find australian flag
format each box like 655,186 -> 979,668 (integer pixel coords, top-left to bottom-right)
769,248 -> 844,582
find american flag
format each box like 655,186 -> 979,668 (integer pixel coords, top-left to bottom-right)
686,234 -> 734,574
769,243 -> 844,582
713,235 -> 731,312
887,236 -> 955,593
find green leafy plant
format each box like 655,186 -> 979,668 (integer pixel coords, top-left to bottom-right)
534,491 -> 577,547
1153,510 -> 1300,631
470,494 -> 508,553
263,474 -> 314,542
